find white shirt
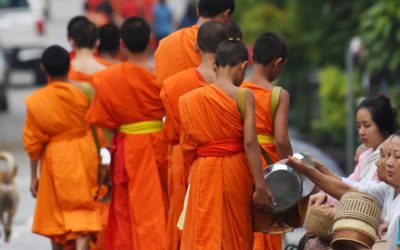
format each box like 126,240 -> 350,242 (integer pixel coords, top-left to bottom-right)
360,182 -> 400,250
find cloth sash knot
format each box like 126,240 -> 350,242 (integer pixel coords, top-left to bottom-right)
257,134 -> 274,144
197,138 -> 244,157
119,120 -> 163,134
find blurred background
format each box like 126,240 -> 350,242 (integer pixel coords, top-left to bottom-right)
0,0 -> 398,248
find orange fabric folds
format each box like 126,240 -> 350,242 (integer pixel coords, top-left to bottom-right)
86,62 -> 167,250
22,82 -> 101,244
179,85 -> 254,250
241,81 -> 282,250
197,138 -> 244,157
160,67 -> 205,250
154,25 -> 201,87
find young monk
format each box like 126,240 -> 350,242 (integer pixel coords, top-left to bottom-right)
96,23 -> 121,66
179,40 -> 275,249
160,21 -> 227,250
85,17 -> 167,250
23,45 -> 101,250
67,17 -> 106,82
242,32 -> 293,250
154,0 -> 235,87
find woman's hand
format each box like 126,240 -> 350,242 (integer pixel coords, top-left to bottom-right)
288,155 -> 311,175
309,192 -> 328,206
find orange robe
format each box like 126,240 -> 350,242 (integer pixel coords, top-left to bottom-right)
154,25 -> 201,88
160,68 -> 205,250
22,81 -> 101,244
179,84 -> 254,250
242,81 -> 282,250
86,61 -> 168,250
68,66 -> 93,83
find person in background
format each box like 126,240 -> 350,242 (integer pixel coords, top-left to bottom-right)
242,32 -> 293,250
96,23 -> 121,66
153,0 -> 173,42
179,40 -> 274,249
86,17 -> 167,250
179,1 -> 197,28
23,45 -> 101,250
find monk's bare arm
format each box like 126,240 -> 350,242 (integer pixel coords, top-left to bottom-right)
274,89 -> 293,159
30,159 -> 39,198
288,156 -> 357,200
243,90 -> 275,206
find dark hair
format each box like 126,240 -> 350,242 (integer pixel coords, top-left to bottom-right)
98,24 -> 120,55
357,93 -> 399,138
198,0 -> 235,18
68,17 -> 97,49
226,20 -> 242,41
197,21 -> 227,53
253,32 -> 288,65
41,45 -> 70,77
215,40 -> 248,67
120,17 -> 150,53
67,15 -> 89,35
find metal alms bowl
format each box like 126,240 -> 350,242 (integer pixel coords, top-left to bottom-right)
264,163 -> 302,213
292,152 -> 315,198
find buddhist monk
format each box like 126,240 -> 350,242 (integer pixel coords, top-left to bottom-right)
242,32 -> 293,250
67,17 -> 106,83
160,21 -> 227,250
96,23 -> 121,66
154,0 -> 235,88
179,40 -> 275,249
23,45 -> 101,250
86,17 -> 167,250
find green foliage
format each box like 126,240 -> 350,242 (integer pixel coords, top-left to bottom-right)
312,66 -> 360,147
360,0 -> 400,78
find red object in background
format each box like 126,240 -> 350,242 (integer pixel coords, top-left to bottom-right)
247,44 -> 254,65
36,17 -> 45,35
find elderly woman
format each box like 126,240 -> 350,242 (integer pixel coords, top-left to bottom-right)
310,94 -> 398,206
289,130 -> 400,250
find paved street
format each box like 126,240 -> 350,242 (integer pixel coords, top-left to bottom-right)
0,0 -> 83,248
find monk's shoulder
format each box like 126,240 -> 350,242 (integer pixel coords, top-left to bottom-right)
164,68 -> 197,91
180,83 -> 205,103
158,26 -> 197,49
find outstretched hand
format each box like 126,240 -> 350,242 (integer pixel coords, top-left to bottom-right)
288,155 -> 311,175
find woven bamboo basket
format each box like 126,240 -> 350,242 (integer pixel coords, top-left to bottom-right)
331,191 -> 382,249
304,205 -> 334,239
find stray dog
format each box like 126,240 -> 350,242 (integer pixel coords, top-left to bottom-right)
0,151 -> 19,242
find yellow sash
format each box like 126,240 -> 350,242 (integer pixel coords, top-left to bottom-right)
119,120 -> 163,134
257,134 -> 274,144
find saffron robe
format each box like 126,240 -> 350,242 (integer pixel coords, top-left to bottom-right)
241,81 -> 282,250
86,61 -> 168,250
22,82 -> 101,244
160,68 -> 205,250
179,84 -> 254,250
154,25 -> 201,88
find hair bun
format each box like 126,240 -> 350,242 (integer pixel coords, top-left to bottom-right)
377,92 -> 391,105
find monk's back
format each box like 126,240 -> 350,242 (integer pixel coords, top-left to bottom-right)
241,81 -> 273,136
154,25 -> 201,86
180,84 -> 243,144
26,82 -> 88,134
93,61 -> 164,124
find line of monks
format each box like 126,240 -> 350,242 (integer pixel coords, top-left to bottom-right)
22,0 -> 294,249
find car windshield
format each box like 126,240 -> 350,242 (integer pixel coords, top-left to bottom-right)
0,0 -> 28,8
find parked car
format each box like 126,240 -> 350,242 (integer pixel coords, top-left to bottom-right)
0,0 -> 46,86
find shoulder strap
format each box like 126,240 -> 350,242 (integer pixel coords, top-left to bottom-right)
271,86 -> 282,128
82,82 -> 94,101
237,88 -> 247,120
81,82 -> 101,154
